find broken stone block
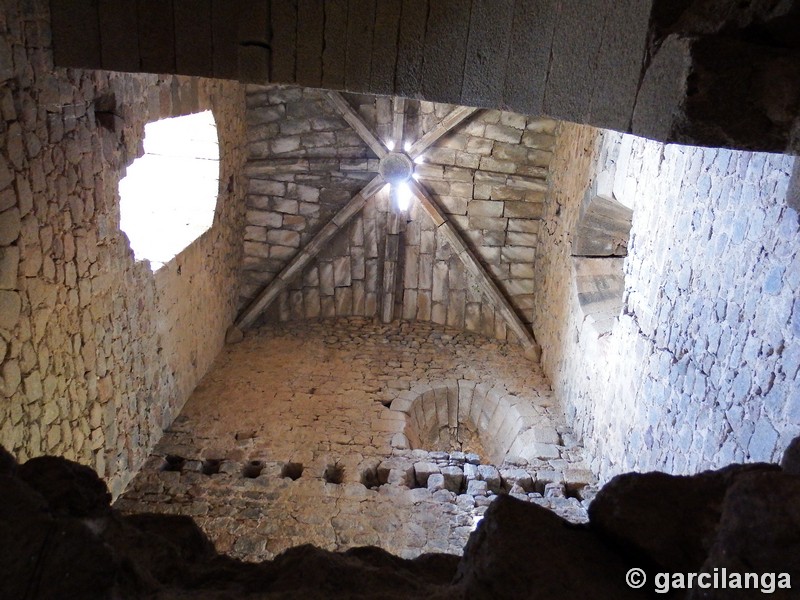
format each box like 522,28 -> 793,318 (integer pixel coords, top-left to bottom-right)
475,494 -> 494,507
449,451 -> 466,464
456,493 -> 476,510
377,459 -> 414,487
427,473 -> 445,492
477,465 -> 502,493
466,479 -> 488,496
413,461 -> 440,487
431,489 -> 455,503
563,468 -> 595,493
544,482 -> 565,499
463,463 -> 479,481
500,468 -> 533,493
387,467 -> 415,488
465,453 -> 481,465
440,466 -> 464,493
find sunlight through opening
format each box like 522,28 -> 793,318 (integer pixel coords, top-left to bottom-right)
119,111 -> 219,271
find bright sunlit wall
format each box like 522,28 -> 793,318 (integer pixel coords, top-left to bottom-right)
119,111 -> 220,271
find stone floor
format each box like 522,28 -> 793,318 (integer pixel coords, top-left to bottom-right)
115,319 -> 595,560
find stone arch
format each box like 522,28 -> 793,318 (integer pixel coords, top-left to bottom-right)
388,380 -> 562,465
571,194 -> 633,336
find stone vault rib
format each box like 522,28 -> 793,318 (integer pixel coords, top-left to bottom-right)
234,92 -> 541,360
325,91 -> 388,159
234,174 -> 385,330
407,106 -> 479,159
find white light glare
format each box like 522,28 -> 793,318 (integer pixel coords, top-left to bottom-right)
395,181 -> 412,211
386,139 -> 395,151
470,513 -> 484,532
403,141 -> 411,152
414,155 -> 425,164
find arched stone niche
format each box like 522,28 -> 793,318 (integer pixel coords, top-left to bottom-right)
571,194 -> 633,337
388,381 -> 562,465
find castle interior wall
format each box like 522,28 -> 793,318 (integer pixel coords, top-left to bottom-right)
0,0 -> 247,496
534,122 -> 799,481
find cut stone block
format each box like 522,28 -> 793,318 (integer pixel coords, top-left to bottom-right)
414,461 -> 440,487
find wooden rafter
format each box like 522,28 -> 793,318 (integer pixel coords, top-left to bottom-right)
408,179 -> 540,354
235,175 -> 385,330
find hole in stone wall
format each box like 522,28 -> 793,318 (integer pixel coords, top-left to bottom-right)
281,462 -> 304,481
242,460 -> 264,478
201,458 -> 222,475
360,466 -> 380,489
564,483 -> 584,500
324,463 -> 344,484
118,110 -> 220,272
425,425 -> 488,459
162,455 -> 186,472
571,194 -> 633,338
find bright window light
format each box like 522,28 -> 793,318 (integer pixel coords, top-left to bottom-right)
403,141 -> 411,152
414,155 -> 425,164
394,181 -> 412,211
119,111 -> 219,271
386,139 -> 395,151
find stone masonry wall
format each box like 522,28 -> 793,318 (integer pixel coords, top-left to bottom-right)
534,122 -> 799,482
241,86 -> 555,343
0,0 -> 247,497
116,319 -> 595,561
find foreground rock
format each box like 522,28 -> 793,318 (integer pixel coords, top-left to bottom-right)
1,440 -> 799,598
588,463 -> 781,572
454,496 -> 642,599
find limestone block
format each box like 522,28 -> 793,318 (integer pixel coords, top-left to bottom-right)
484,124 -> 523,144
468,216 -> 507,232
440,466 -> 464,493
503,201 -> 543,219
466,479 -> 488,496
479,157 -> 516,174
414,461 -> 440,487
2,359 -> 20,395
477,464 -> 502,493
563,468 -> 595,488
267,229 -> 300,247
427,473 -> 446,492
469,200 -> 504,218
500,468 -> 534,493
531,426 -> 560,445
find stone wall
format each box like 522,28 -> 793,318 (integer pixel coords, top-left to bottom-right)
534,122 -> 799,481
115,319 -> 595,561
0,0 -> 247,497
241,86 -> 554,343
